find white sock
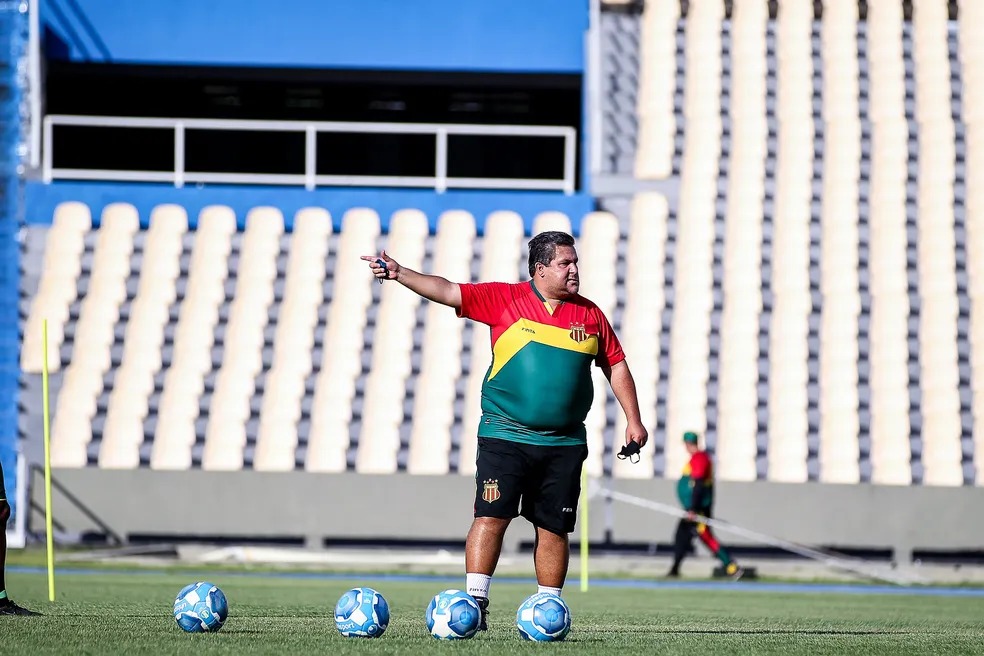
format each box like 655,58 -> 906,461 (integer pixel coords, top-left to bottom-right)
466,573 -> 492,599
537,585 -> 562,597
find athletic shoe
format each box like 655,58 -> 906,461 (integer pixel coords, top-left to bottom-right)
726,563 -> 745,581
0,598 -> 42,616
474,595 -> 489,631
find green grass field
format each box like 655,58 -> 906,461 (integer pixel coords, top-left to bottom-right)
3,567 -> 984,655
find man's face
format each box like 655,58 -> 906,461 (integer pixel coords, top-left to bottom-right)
537,245 -> 579,298
685,442 -> 699,455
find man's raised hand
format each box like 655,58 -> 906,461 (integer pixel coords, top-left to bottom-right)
361,250 -> 399,283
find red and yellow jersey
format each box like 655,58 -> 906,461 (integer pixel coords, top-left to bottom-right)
677,451 -> 714,510
458,281 -> 624,445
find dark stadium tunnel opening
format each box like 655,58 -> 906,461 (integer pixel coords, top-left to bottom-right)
127,533 -> 307,547
322,537 -> 467,551
550,541 -> 896,563
911,549 -> 984,565
45,62 -> 584,188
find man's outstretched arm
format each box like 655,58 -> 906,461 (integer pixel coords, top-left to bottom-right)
361,250 -> 462,310
602,359 -> 649,448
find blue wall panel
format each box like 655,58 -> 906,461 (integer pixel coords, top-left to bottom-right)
0,6 -> 24,519
43,0 -> 588,72
26,181 -> 595,236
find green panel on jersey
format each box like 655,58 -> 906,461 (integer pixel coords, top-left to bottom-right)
478,341 -> 595,445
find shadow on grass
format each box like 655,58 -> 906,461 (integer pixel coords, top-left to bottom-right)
570,629 -> 922,639
672,630 -> 917,636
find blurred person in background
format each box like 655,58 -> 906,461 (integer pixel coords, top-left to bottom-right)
667,431 -> 743,580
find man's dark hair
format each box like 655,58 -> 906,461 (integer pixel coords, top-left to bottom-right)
528,231 -> 575,277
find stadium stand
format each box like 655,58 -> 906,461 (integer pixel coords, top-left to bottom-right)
458,210 -> 525,476
17,0 -> 984,493
963,0 -> 984,485
612,192 -> 665,480
168,206 -> 237,471
634,0 -> 679,180
254,208 -> 332,472
591,0 -> 975,486
818,0 -> 863,484
715,0 -> 767,483
356,208 -> 429,475
577,210 -> 620,478
406,210 -> 475,475
306,208 -> 380,474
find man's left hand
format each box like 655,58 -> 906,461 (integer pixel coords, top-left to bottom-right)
625,420 -> 648,449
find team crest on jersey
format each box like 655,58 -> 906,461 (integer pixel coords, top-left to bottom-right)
569,322 -> 588,343
482,479 -> 501,503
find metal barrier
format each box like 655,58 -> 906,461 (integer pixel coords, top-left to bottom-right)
42,114 -> 578,194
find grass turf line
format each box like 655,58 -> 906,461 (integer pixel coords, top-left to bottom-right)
3,569 -> 983,655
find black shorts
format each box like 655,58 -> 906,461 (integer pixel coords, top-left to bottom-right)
474,437 -> 588,535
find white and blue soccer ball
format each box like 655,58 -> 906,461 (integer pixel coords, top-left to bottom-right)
173,581 -> 229,633
516,592 -> 571,642
425,589 -> 481,640
334,587 -> 390,638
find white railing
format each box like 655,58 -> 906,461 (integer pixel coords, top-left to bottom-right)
42,114 -> 578,194
28,0 -> 41,169
587,0 -> 603,178
4,453 -> 26,549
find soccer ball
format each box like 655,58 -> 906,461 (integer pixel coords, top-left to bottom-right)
425,589 -> 481,640
334,587 -> 390,638
516,592 -> 571,642
172,581 -> 229,633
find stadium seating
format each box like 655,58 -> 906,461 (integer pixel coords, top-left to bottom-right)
765,0 -> 814,484
18,1 -> 984,489
407,210 -> 476,475
21,202 -> 89,377
912,1 -> 962,486
634,0 -> 679,180
168,206 -> 237,471
356,209 -> 428,474
254,208 -> 332,472
100,205 -> 186,469
613,193 -> 665,479
458,210 -> 525,476
306,208 -> 380,474
964,0 -> 984,485
594,0 -> 977,486
51,203 -> 138,468
715,0 -> 767,483
817,0 -> 862,485
578,210 -> 620,478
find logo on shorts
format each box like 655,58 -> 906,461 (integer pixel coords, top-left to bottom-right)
482,479 -> 501,503
569,322 -> 588,343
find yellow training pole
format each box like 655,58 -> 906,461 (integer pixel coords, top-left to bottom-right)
42,319 -> 55,602
579,466 -> 588,592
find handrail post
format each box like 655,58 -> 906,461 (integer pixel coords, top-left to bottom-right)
174,121 -> 185,189
435,128 -> 448,193
41,115 -> 52,183
305,126 -> 317,191
587,0 -> 602,180
27,0 -> 42,170
563,128 -> 576,195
